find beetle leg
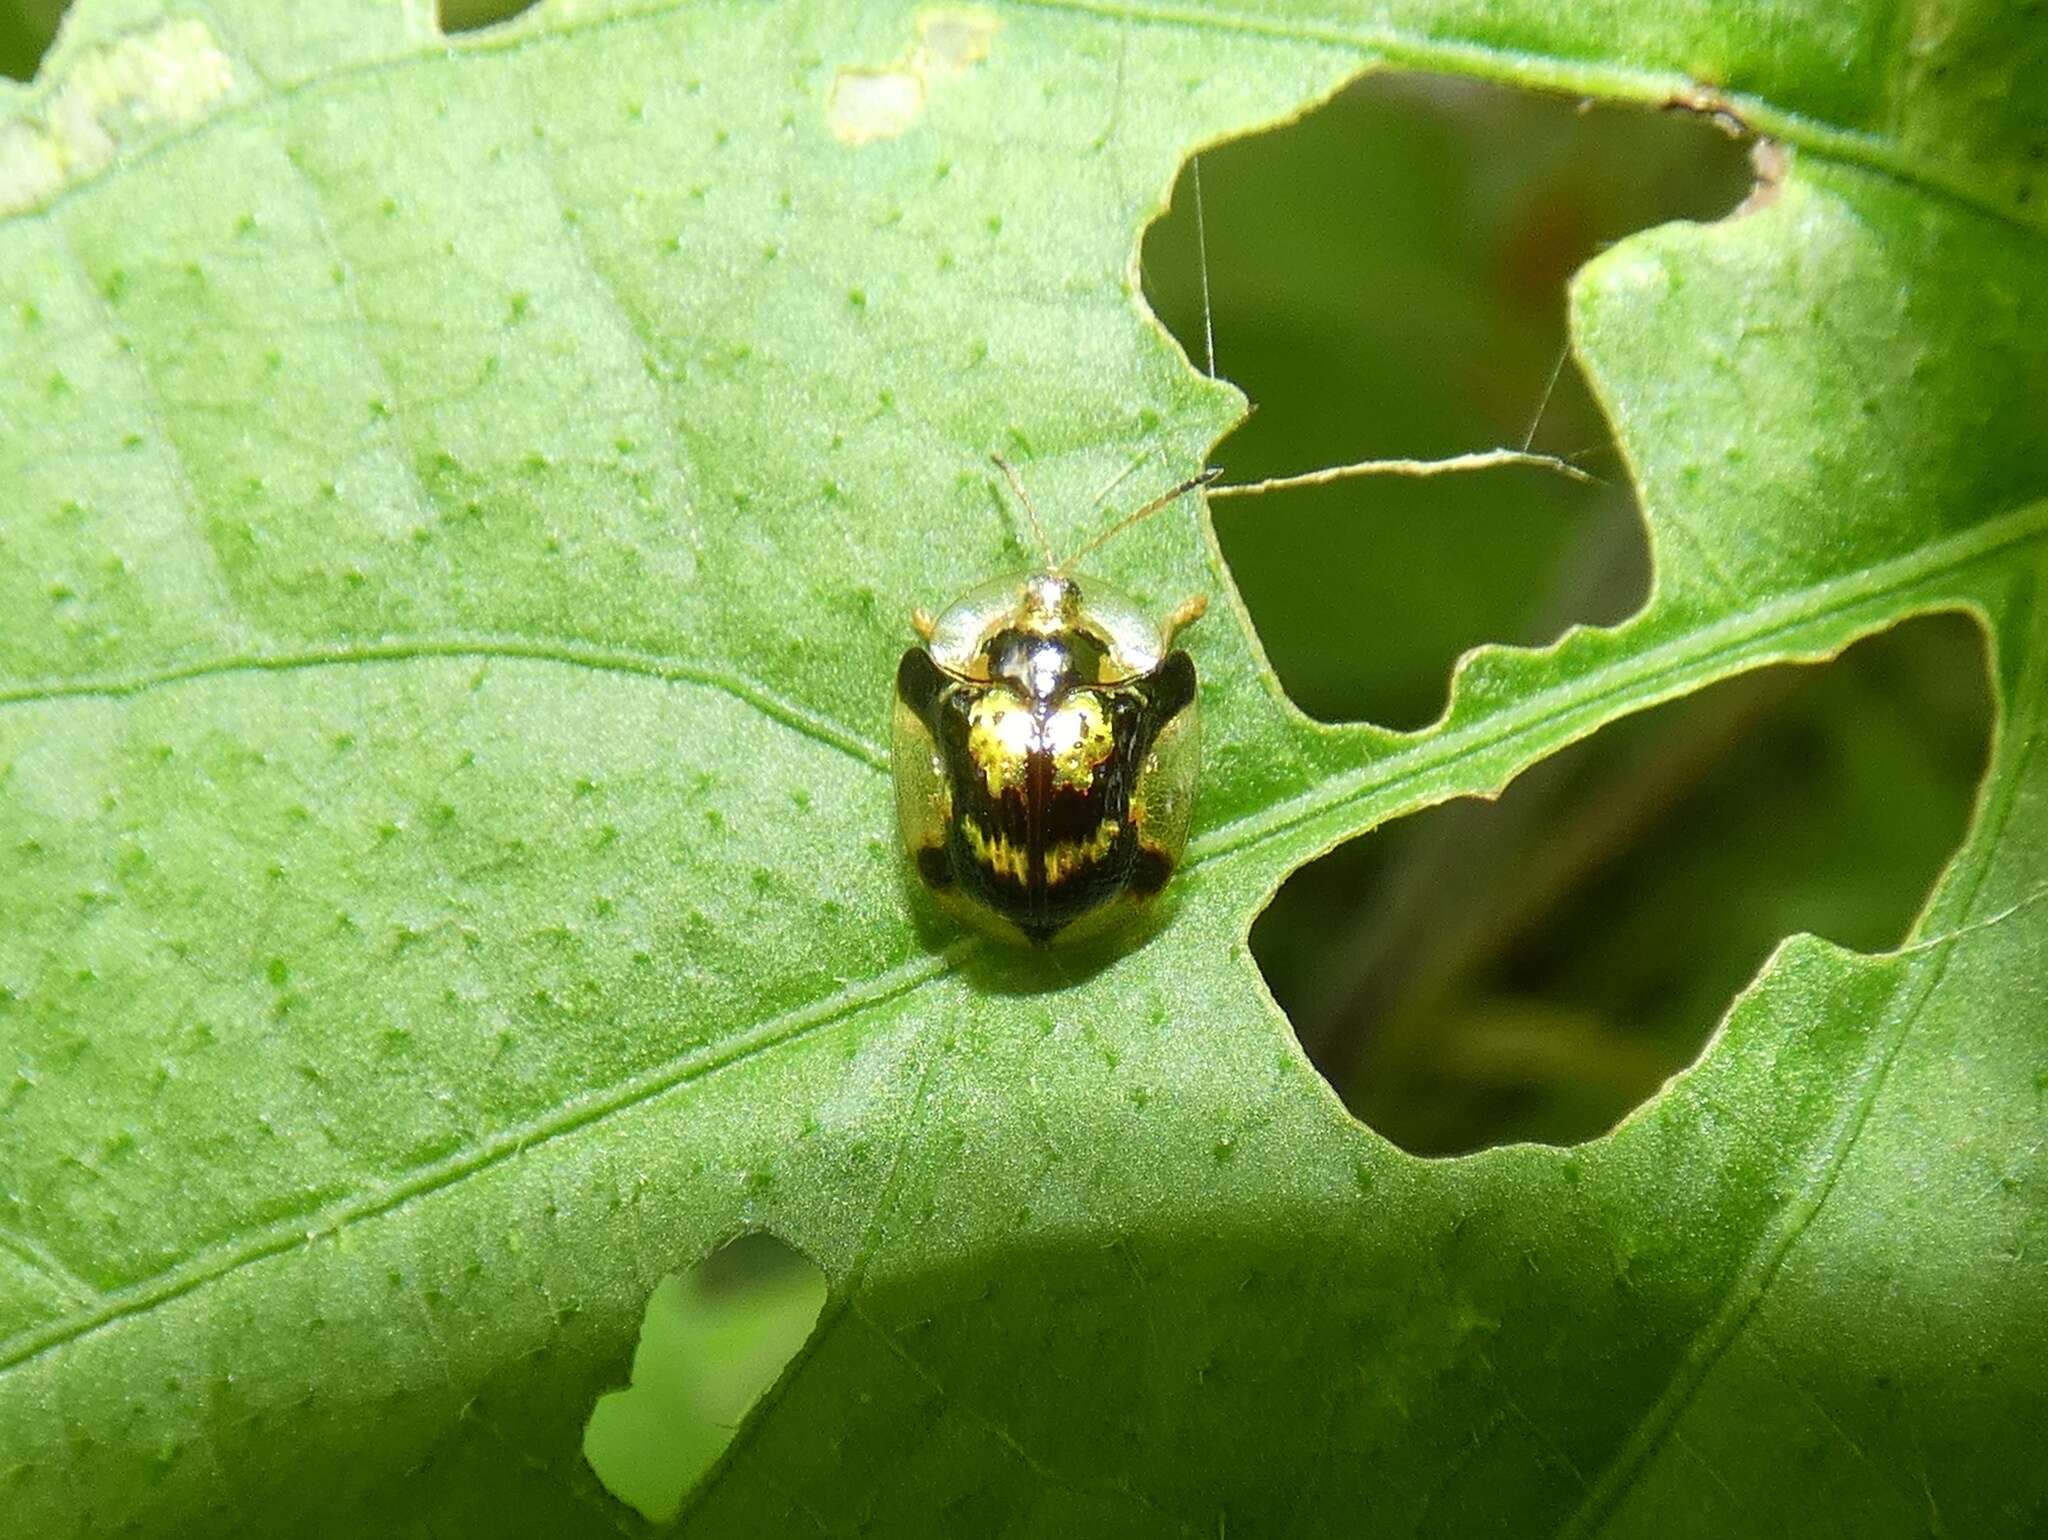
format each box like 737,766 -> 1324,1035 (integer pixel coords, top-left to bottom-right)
911,607 -> 937,641
1161,593 -> 1207,650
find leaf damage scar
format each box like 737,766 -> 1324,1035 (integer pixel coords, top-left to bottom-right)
0,19 -> 236,217
828,9 -> 998,147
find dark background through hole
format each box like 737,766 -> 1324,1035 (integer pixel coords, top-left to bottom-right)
1144,75 -> 1754,729
1141,76 -> 1989,1153
0,0 -> 61,78
0,0 -> 540,77
1274,614 -> 1990,1155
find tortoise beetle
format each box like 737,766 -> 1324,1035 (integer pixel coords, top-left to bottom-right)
891,458 -> 1214,946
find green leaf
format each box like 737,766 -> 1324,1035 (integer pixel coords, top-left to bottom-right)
2,1 -> 2043,1534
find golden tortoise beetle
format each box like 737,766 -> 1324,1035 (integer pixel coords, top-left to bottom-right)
892,457 -> 1217,947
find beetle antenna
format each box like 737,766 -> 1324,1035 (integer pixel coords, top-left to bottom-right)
1057,465 -> 1222,575
990,455 -> 1058,570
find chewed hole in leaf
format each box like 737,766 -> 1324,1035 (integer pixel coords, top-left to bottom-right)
0,11 -> 48,81
438,0 -> 542,36
584,1232 -> 828,1523
1141,74 -> 1752,729
0,0 -> 60,81
1262,612 -> 1991,1156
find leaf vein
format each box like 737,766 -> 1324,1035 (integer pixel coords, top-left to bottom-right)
670,1010 -> 951,1525
37,212 -> 246,626
0,634 -> 889,771
1191,498 -> 2048,875
1554,572 -> 2047,1537
0,944 -> 962,1376
0,1225 -> 98,1310
267,131 -> 450,533
1004,0 -> 2039,233
6,0 -> 2035,242
847,1297 -> 1186,1526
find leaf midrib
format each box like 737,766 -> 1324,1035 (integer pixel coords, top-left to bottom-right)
1196,497 -> 2045,866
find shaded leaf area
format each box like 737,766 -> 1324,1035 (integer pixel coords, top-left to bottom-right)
0,1 -> 2043,1537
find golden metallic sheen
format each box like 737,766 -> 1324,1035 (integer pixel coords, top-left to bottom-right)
966,691 -> 1036,799
892,454 -> 1215,946
894,567 -> 1203,946
1044,694 -> 1115,792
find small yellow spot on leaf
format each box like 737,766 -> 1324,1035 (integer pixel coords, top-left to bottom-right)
829,69 -> 926,147
828,8 -> 999,147
917,9 -> 999,76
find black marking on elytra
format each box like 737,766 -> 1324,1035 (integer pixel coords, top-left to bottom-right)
896,647 -> 946,721
920,650 -> 1190,945
915,844 -> 953,890
1144,650 -> 1197,723
1041,781 -> 1113,844
1129,843 -> 1174,897
1039,822 -> 1141,932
